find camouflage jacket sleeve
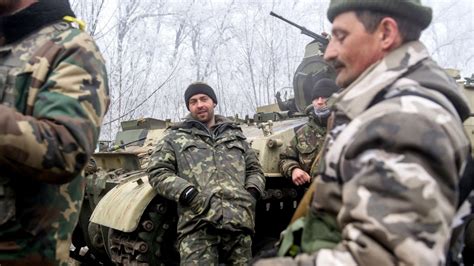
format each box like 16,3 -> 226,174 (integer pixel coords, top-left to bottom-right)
0,29 -> 109,184
147,136 -> 195,202
279,135 -> 301,178
324,113 -> 463,266
243,140 -> 265,195
256,104 -> 468,265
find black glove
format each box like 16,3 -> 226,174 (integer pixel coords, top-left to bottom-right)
180,186 -> 207,214
247,187 -> 260,201
179,186 -> 198,206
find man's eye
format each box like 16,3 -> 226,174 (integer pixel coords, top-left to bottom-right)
333,32 -> 346,42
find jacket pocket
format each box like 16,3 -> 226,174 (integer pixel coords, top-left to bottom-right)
188,191 -> 212,216
223,140 -> 246,184
178,142 -> 209,179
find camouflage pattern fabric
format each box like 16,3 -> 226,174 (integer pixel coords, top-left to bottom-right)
0,21 -> 109,265
279,116 -> 326,178
147,115 -> 265,260
179,225 -> 252,266
255,41 -> 470,265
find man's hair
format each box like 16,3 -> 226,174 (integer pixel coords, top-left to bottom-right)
355,10 -> 422,43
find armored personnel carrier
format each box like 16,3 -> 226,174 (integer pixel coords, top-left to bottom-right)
71,55 -> 334,266
71,36 -> 474,266
70,13 -> 336,265
70,118 -> 180,265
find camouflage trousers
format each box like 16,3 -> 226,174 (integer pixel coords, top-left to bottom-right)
0,222 -> 71,266
179,226 -> 252,266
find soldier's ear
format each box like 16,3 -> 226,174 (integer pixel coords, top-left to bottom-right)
378,17 -> 402,51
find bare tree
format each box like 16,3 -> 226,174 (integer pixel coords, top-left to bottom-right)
70,0 -> 106,37
71,0 -> 473,140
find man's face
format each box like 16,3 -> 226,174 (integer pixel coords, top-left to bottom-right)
188,93 -> 215,124
312,96 -> 327,110
324,11 -> 384,88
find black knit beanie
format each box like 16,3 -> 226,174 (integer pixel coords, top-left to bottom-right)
311,78 -> 339,100
184,82 -> 218,110
327,0 -> 432,30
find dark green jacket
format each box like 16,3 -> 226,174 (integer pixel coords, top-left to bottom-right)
279,115 -> 326,178
148,115 -> 265,237
0,3 -> 109,265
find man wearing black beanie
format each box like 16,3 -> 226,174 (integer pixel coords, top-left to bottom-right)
148,82 -> 265,265
183,82 -> 219,127
256,0 -> 471,265
279,78 -> 339,186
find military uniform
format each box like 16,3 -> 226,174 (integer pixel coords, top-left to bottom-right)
256,41 -> 471,266
279,115 -> 326,179
0,1 -> 109,265
148,115 -> 265,265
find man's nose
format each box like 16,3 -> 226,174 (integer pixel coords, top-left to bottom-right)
324,39 -> 337,61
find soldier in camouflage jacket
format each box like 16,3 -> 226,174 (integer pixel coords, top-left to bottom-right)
256,0 -> 471,265
148,82 -> 265,265
0,0 -> 109,265
279,78 -> 339,185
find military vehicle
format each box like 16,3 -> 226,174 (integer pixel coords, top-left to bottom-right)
70,118 -> 180,265
456,71 -> 474,155
70,13 -> 336,265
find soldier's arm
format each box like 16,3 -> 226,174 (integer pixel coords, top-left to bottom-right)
0,30 -> 109,184
243,141 -> 266,196
256,110 -> 466,266
320,112 -> 463,265
279,135 -> 301,178
147,137 -> 195,202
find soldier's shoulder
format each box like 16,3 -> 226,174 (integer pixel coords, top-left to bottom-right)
163,127 -> 193,142
295,123 -> 311,135
51,23 -> 105,61
163,127 -> 182,137
226,124 -> 246,140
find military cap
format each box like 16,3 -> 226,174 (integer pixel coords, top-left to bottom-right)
312,78 -> 339,100
327,0 -> 432,30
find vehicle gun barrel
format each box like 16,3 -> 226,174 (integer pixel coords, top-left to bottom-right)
269,11 -> 329,48
110,136 -> 147,151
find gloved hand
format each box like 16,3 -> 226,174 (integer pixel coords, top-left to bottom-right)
179,186 -> 208,214
189,192 -> 207,214
247,187 -> 260,201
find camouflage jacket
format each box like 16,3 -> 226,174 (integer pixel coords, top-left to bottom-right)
0,8 -> 109,265
256,41 -> 471,266
148,115 -> 265,237
279,115 -> 326,178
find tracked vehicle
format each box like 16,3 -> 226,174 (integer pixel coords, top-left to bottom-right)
71,13 -> 337,265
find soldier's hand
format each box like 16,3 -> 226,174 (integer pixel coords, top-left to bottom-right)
291,168 -> 311,186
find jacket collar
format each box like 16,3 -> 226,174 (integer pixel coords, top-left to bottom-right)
0,1 -> 75,45
173,114 -> 238,136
